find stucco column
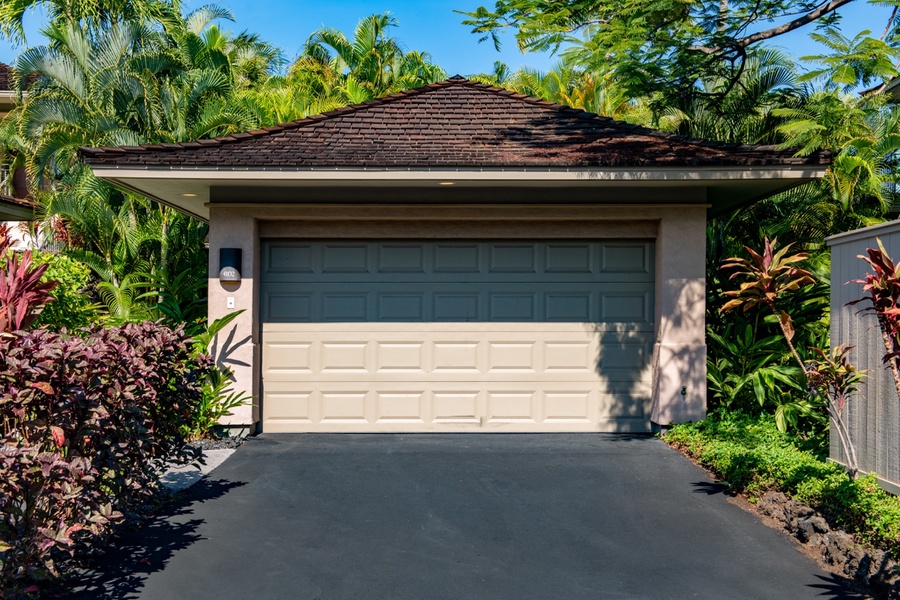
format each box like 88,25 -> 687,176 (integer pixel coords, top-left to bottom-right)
208,206 -> 259,430
650,207 -> 707,426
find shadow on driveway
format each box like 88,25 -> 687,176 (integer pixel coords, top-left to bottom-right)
64,435 -> 865,600
68,479 -> 247,600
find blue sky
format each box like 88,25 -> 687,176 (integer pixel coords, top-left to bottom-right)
0,0 -> 892,76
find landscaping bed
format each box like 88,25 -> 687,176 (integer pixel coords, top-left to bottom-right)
665,412 -> 900,598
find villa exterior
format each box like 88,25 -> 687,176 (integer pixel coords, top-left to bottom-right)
0,63 -> 34,223
82,77 -> 829,434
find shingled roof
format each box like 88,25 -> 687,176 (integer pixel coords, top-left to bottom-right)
0,192 -> 35,220
81,76 -> 828,170
0,63 -> 12,92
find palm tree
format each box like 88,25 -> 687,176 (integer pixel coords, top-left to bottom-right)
468,61 -> 512,87
659,48 -> 800,145
299,12 -> 445,103
0,0 -> 180,43
800,27 -> 900,94
8,9 -> 254,321
504,63 -> 636,120
776,91 -> 900,216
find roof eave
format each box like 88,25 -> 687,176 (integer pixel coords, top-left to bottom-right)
0,197 -> 35,221
93,165 -> 828,223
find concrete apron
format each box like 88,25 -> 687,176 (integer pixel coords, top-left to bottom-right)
160,449 -> 235,492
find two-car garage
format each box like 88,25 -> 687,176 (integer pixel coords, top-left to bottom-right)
260,239 -> 655,432
83,76 -> 830,433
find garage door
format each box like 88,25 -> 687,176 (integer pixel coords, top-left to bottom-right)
260,240 -> 654,432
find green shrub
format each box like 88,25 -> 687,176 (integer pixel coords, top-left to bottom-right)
29,251 -> 96,330
183,310 -> 252,441
666,412 -> 900,556
0,323 -> 210,592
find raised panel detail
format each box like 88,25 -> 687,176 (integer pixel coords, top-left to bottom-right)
265,343 -> 312,373
603,245 -> 648,272
321,343 -> 368,372
487,393 -> 536,422
489,293 -> 535,320
546,244 -> 592,273
544,392 -> 591,422
263,324 -> 653,432
261,238 -> 656,432
490,244 -> 536,273
378,294 -> 424,321
600,342 -> 647,369
600,393 -> 646,418
268,245 -> 313,273
434,342 -> 479,372
489,343 -> 535,372
545,293 -> 591,321
376,393 -> 424,423
601,294 -> 648,321
433,392 -> 479,423
322,244 -> 368,273
545,342 -> 591,371
264,393 -> 314,423
376,343 -> 424,372
435,294 -> 479,321
321,392 -> 368,422
268,294 -> 311,321
435,244 -> 479,272
379,245 -> 425,273
323,293 -> 368,321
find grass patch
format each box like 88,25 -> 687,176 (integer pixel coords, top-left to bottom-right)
665,411 -> 900,556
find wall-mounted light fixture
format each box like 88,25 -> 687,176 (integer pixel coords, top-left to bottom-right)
219,248 -> 242,283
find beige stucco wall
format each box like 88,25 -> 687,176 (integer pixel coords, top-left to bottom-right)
208,207 -> 259,427
649,207 -> 708,425
207,202 -> 708,431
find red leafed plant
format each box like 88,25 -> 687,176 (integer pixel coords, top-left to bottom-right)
848,238 -> 900,401
806,345 -> 866,479
0,223 -> 58,334
720,236 -> 815,377
0,323 -> 210,590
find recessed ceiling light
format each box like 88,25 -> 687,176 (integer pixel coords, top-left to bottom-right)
182,193 -> 198,197
439,181 -> 455,186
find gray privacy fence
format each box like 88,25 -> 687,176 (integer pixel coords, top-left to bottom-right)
828,220 -> 900,493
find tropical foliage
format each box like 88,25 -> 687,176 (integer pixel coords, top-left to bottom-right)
0,322 -> 209,590
0,0 -> 898,591
666,411 -> 900,556
0,223 -> 57,333
0,0 -> 896,465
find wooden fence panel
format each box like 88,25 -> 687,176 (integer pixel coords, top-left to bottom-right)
828,221 -> 900,493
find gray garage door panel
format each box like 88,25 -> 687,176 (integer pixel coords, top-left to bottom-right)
260,240 -> 655,433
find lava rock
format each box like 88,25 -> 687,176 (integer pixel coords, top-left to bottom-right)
758,491 -> 790,528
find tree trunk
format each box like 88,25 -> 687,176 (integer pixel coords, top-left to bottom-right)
773,309 -> 808,383
829,403 -> 859,480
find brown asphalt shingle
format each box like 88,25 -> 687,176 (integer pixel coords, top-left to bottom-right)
0,62 -> 37,92
0,63 -> 12,92
81,77 -> 830,169
0,193 -> 34,209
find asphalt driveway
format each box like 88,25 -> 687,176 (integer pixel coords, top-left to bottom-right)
71,434 -> 862,599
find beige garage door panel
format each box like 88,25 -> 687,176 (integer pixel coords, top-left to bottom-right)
262,383 -> 650,433
260,240 -> 654,433
262,324 -> 651,383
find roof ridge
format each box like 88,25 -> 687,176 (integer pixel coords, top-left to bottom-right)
79,76 -> 831,166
